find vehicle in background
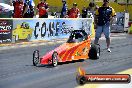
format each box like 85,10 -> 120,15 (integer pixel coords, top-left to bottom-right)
0,3 -> 14,18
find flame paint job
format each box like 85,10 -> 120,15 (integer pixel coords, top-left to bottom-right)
40,31 -> 91,65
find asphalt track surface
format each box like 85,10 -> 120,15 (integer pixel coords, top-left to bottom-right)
0,33 -> 132,88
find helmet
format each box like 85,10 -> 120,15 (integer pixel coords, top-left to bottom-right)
73,3 -> 77,6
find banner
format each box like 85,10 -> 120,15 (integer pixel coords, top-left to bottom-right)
0,19 -> 13,43
0,18 -> 93,43
13,18 -> 93,42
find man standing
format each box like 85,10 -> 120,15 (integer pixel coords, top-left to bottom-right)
82,6 -> 87,18
94,0 -> 116,52
11,0 -> 24,18
60,0 -> 67,18
36,0 -> 49,18
23,0 -> 35,18
67,3 -> 80,18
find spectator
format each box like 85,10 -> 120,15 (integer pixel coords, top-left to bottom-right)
60,0 -> 67,18
23,0 -> 35,18
94,0 -> 116,52
67,3 -> 80,18
87,2 -> 95,15
82,6 -> 87,18
36,0 -> 49,18
11,0 -> 24,18
87,2 -> 95,11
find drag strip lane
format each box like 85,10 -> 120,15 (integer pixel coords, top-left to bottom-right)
0,33 -> 132,88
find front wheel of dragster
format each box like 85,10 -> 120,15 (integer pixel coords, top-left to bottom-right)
52,52 -> 58,67
33,50 -> 40,66
88,44 -> 100,60
76,75 -> 87,85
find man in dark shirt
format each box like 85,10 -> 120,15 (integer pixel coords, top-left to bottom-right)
82,6 -> 87,18
23,0 -> 35,18
60,0 -> 67,18
94,0 -> 116,52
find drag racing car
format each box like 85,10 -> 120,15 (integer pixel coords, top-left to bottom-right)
33,30 -> 100,67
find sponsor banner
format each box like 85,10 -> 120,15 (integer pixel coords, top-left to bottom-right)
76,74 -> 131,85
13,19 -> 93,42
86,74 -> 130,83
0,19 -> 13,43
76,67 -> 131,85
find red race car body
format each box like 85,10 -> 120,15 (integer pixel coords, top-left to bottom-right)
33,30 -> 100,67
